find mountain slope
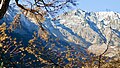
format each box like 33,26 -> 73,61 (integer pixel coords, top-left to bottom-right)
0,6 -> 120,59
55,9 -> 120,57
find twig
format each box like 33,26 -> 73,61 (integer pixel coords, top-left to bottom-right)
98,26 -> 113,68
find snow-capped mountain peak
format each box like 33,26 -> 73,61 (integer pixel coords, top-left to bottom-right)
1,7 -> 120,57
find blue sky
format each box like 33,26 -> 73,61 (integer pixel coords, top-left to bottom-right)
10,0 -> 120,13
78,0 -> 120,13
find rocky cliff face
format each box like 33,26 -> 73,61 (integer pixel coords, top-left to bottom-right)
1,6 -> 120,58
55,9 -> 120,57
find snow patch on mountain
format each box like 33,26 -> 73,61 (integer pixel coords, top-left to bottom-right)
0,6 -> 120,57
56,9 -> 120,57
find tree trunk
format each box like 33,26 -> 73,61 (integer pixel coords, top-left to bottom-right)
0,0 -> 10,19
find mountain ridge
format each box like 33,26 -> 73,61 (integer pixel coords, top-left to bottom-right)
56,9 -> 120,57
0,6 -> 120,57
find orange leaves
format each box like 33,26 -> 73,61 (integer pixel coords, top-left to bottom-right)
66,52 -> 70,58
0,43 -> 2,47
67,58 -> 73,61
0,22 -> 6,31
0,23 -> 8,41
22,7 -> 46,24
36,14 -> 46,23
25,47 -> 34,54
29,39 -> 35,44
38,28 -> 49,41
9,14 -> 21,30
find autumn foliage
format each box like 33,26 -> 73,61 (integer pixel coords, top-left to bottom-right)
0,23 -> 120,68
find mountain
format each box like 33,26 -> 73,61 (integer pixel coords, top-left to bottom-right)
0,6 -> 120,65
55,9 -> 120,57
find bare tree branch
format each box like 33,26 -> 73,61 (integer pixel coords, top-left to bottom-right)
98,26 -> 113,68
0,0 -> 10,19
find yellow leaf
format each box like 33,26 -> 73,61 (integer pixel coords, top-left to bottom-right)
66,53 -> 70,58
67,58 -> 73,61
0,43 -> 2,47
